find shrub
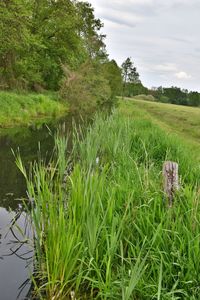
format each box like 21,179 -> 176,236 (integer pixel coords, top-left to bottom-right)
59,62 -> 114,112
134,94 -> 156,101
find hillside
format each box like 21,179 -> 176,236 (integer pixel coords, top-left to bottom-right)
125,98 -> 200,148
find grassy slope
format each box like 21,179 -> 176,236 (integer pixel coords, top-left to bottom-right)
127,98 -> 200,146
0,91 -> 68,127
18,100 -> 200,299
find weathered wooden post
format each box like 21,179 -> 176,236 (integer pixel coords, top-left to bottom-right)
163,161 -> 179,207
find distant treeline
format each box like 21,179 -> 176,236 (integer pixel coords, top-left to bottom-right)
121,58 -> 200,108
149,87 -> 200,107
124,84 -> 200,107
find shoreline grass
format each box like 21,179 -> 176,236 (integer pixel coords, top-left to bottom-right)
17,103 -> 200,299
0,91 -> 68,128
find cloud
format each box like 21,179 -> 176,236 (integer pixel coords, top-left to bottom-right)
88,0 -> 200,91
89,0 -> 200,31
175,72 -> 192,80
154,63 -> 177,72
101,10 -> 143,27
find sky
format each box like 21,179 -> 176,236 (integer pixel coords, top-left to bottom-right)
87,0 -> 200,91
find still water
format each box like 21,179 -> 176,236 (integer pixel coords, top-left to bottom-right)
0,115 -> 79,300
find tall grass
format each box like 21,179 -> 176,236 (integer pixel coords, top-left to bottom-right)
17,108 -> 200,299
128,98 -> 200,147
0,91 -> 68,127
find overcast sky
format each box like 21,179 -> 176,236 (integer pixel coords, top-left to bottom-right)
87,0 -> 200,91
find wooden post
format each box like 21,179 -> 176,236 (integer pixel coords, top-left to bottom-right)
163,161 -> 179,207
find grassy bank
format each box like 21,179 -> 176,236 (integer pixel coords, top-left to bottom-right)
0,91 -> 68,128
127,98 -> 200,146
18,102 -> 200,299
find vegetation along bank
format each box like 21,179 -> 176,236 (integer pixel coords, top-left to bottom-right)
17,100 -> 200,299
1,0 -> 199,127
0,91 -> 68,128
0,1 -> 123,116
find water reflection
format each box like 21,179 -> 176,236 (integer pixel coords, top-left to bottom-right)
0,114 -> 84,300
0,208 -> 33,300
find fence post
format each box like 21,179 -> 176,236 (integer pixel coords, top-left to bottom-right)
163,161 -> 179,207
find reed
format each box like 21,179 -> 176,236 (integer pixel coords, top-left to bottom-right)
17,105 -> 200,299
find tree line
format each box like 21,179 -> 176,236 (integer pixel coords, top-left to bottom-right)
0,0 -> 122,110
149,87 -> 200,107
121,59 -> 200,108
0,1 -> 199,110
0,0 -> 109,90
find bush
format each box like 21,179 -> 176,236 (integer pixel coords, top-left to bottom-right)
134,94 -> 156,101
158,95 -> 170,103
59,62 -> 115,112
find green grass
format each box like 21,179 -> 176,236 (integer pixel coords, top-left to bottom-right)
126,98 -> 200,146
0,91 -> 68,127
17,102 -> 200,299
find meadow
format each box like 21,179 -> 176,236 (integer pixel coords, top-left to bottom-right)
0,91 -> 68,128
128,98 -> 200,147
17,100 -> 200,299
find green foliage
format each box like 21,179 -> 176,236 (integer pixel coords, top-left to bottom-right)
129,98 -> 200,147
163,87 -> 188,105
134,94 -> 156,101
151,86 -> 200,107
159,95 -> 170,103
0,91 -> 67,127
18,102 -> 200,299
30,0 -> 88,90
0,0 -> 107,91
102,60 -> 123,98
121,57 -> 140,84
0,0 -> 125,112
188,91 -> 200,107
121,57 -> 140,99
60,60 -> 121,112
123,82 -> 148,97
76,1 -> 107,61
0,0 -> 33,89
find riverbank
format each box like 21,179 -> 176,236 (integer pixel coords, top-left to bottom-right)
0,91 -> 68,128
126,97 -> 200,147
18,101 -> 200,299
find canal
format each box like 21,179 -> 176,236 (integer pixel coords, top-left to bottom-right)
0,115 -> 79,300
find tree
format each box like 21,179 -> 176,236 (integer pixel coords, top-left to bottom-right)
30,0 -> 86,90
102,60 -> 122,99
0,0 -> 109,91
188,91 -> 200,107
60,61 -> 112,112
162,87 -> 188,106
76,1 -> 107,62
124,82 -> 148,97
0,0 -> 32,89
121,57 -> 140,99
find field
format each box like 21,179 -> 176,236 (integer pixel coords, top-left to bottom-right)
18,100 -> 200,299
127,98 -> 200,147
0,91 -> 68,128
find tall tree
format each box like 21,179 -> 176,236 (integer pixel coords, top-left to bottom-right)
0,0 -> 31,88
0,0 -> 110,92
76,1 -> 107,62
188,91 -> 200,107
121,57 -> 140,99
30,0 -> 86,89
102,60 -> 122,98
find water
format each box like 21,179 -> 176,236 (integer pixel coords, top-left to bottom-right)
0,115 -> 79,300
